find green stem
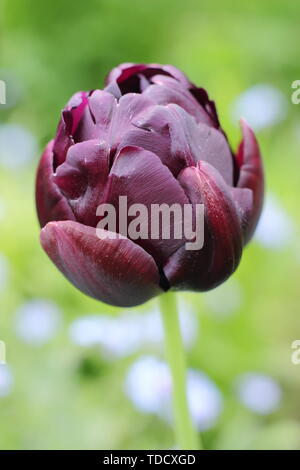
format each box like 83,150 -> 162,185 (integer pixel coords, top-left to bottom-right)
159,292 -> 202,450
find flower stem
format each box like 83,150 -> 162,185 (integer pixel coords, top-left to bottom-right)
159,292 -> 202,450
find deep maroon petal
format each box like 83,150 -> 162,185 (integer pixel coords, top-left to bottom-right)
53,91 -> 89,168
133,104 -> 233,181
104,145 -> 189,266
164,161 -> 243,291
36,141 -> 75,228
106,63 -> 187,86
193,122 -> 233,185
74,90 -> 117,143
54,140 -> 110,226
106,63 -> 192,90
117,127 -> 171,172
40,221 -> 162,307
132,104 -> 195,174
235,119 -> 264,243
230,187 -> 253,240
105,63 -> 172,94
189,87 -> 220,128
108,93 -> 154,155
106,63 -> 148,85
143,75 -> 215,126
161,65 -> 191,87
106,63 -> 220,127
72,91 -> 154,161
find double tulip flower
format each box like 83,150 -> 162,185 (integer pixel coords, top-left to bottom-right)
36,63 -> 264,307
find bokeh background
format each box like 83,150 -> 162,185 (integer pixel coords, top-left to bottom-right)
1,0 -> 300,450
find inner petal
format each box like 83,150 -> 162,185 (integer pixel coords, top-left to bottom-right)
103,145 -> 189,266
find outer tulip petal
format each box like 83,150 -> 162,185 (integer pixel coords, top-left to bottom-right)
164,161 -> 243,291
104,145 -> 189,266
54,140 -> 110,226
236,119 -> 264,242
194,123 -> 233,185
36,141 -> 75,228
40,221 -> 162,307
230,187 -> 253,240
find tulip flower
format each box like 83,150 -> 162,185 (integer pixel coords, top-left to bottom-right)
36,63 -> 264,308
36,63 -> 264,449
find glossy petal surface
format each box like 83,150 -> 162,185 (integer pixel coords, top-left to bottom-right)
41,221 -> 162,307
236,119 -> 264,242
164,161 -> 243,291
36,141 -> 75,228
104,145 -> 189,265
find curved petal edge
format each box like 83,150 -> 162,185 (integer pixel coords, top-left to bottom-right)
40,220 -> 162,307
36,141 -> 75,228
236,119 -> 264,243
164,161 -> 243,291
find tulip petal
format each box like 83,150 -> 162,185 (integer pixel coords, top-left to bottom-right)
54,140 -> 110,226
71,91 -> 154,161
106,63 -> 148,86
236,119 -> 264,242
53,91 -> 89,167
104,80 -> 122,99
161,65 -> 191,88
105,63 -> 172,93
117,127 -> 172,172
144,76 -> 214,126
132,104 -> 198,174
40,221 -> 162,307
106,62 -> 192,91
89,90 -> 116,127
133,104 -> 233,182
104,145 -> 189,266
78,90 -> 117,142
108,93 -> 154,155
194,122 -> 233,185
105,63 -> 220,128
164,161 -> 243,291
230,187 -> 253,239
189,87 -> 220,128
36,141 -> 75,228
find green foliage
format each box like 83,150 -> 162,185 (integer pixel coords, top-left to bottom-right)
1,0 -> 299,449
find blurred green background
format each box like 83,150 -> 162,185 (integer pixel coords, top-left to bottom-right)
1,0 -> 300,450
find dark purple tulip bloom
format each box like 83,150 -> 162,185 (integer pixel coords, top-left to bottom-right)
36,63 -> 264,307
